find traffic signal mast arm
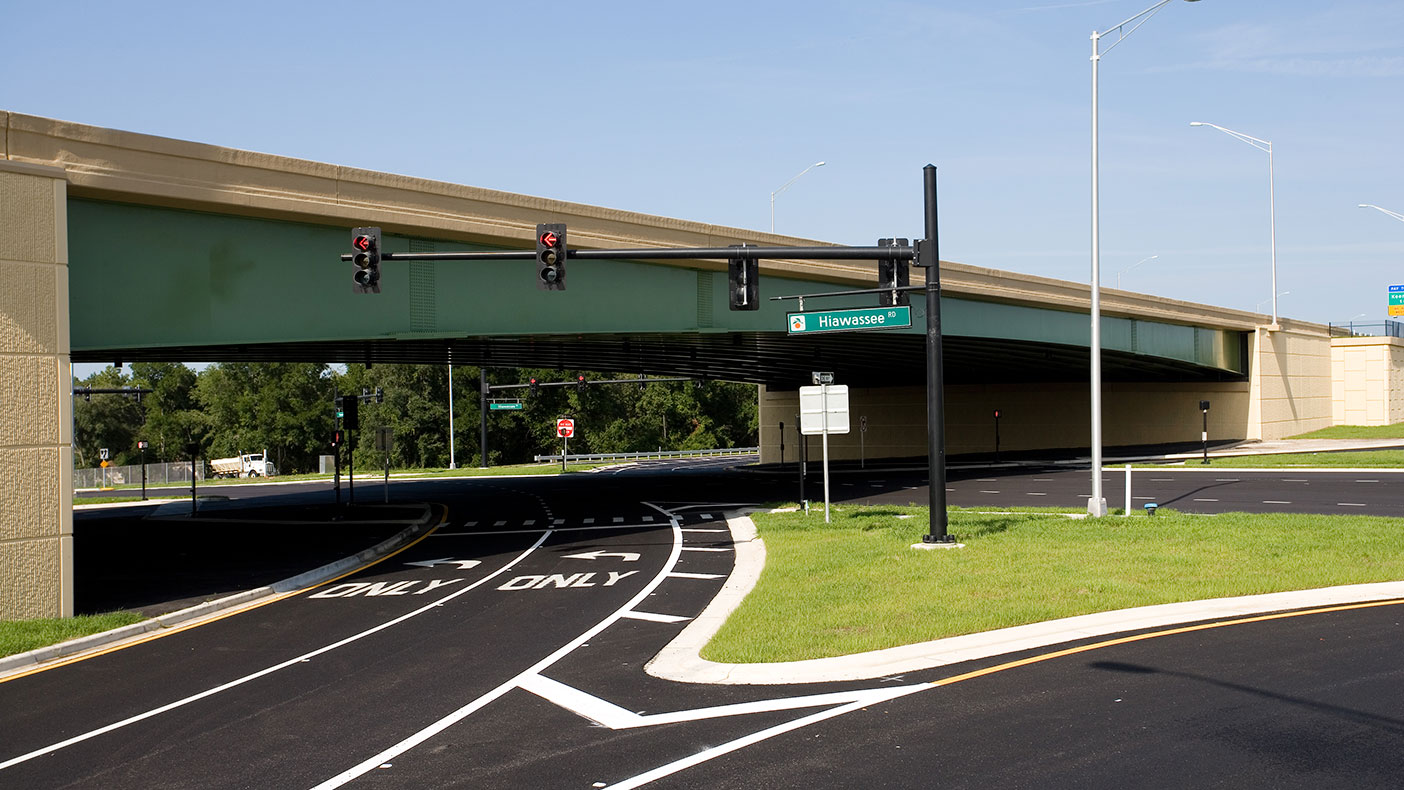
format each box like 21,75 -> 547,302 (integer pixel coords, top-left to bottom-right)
339,244 -> 917,263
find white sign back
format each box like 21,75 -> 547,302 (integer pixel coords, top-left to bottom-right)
799,385 -> 850,435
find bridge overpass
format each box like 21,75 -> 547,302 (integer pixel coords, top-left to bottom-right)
2,112 -> 1341,618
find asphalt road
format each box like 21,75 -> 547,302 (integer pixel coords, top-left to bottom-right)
9,459 -> 1400,787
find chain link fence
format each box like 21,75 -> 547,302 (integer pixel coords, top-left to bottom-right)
74,461 -> 206,490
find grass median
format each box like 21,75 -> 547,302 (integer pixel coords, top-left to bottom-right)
702,506 -> 1404,664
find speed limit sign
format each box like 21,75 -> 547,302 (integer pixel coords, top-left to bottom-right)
556,418 -> 576,438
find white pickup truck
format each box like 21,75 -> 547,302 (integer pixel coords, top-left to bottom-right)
208,452 -> 277,479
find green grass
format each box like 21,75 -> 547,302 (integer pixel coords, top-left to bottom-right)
1179,451 -> 1404,468
0,612 -> 146,658
1289,422 -> 1404,440
702,506 -> 1404,664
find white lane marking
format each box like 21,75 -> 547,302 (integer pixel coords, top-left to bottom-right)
977,479 -> 997,482
602,684 -> 930,789
1026,493 -> 1048,496
493,520 -> 507,527
309,504 -> 685,790
979,490 -> 1000,494
1193,498 -> 1220,502
681,547 -> 731,553
1356,480 -> 1380,483
699,514 -> 714,520
681,528 -> 727,533
1263,500 -> 1292,505
668,572 -> 725,580
642,516 -> 654,522
464,521 -> 478,528
522,520 -> 536,526
1133,496 -> 1156,500
1151,478 -> 1175,482
584,518 -> 596,525
0,529 -> 551,773
1338,502 -> 1368,507
520,673 -> 922,730
1215,478 -> 1240,482
552,519 -> 565,526
1282,479 -> 1309,483
613,517 -> 625,524
620,611 -> 692,624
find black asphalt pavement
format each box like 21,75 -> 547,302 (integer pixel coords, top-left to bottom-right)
6,458 -> 1399,788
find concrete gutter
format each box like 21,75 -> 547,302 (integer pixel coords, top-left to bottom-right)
0,503 -> 438,678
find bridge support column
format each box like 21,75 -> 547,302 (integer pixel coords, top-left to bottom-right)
0,160 -> 73,620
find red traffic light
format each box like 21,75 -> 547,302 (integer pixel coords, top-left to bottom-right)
539,231 -> 559,247
353,235 -> 372,252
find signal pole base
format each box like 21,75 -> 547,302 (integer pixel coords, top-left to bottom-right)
914,535 -> 964,551
1086,497 -> 1109,517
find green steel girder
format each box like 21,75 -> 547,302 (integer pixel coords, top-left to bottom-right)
67,199 -> 1245,385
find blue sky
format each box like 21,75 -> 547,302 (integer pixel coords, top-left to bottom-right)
11,0 -> 1402,381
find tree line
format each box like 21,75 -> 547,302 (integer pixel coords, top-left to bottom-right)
73,362 -> 758,474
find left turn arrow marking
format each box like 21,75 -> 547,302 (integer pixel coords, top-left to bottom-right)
405,558 -> 482,570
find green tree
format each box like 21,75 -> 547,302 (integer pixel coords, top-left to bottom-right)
73,367 -> 143,468
129,362 -> 203,463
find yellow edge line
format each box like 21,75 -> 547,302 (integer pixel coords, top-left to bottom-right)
1,505 -> 448,683
927,597 -> 1404,689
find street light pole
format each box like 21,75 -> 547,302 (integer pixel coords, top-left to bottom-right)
1190,122 -> 1277,327
1088,0 -> 1202,518
770,161 -> 826,233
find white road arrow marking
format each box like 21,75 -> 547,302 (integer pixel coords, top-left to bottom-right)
562,550 -> 641,562
404,558 -> 483,570
517,673 -> 925,730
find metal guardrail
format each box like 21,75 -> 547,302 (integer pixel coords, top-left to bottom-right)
533,447 -> 759,463
1328,320 -> 1404,338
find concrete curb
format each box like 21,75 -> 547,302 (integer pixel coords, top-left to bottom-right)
0,503 -> 437,677
645,510 -> 1404,686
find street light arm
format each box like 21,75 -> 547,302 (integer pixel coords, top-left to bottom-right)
1094,0 -> 1179,57
1360,203 -> 1404,223
771,161 -> 827,200
1190,122 -> 1271,153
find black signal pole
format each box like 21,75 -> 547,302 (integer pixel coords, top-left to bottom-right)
922,164 -> 952,544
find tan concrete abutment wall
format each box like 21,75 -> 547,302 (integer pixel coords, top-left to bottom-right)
0,159 -> 73,619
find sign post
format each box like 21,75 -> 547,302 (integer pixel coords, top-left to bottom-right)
800,381 -> 849,523
375,427 -> 394,502
556,417 -> 576,472
137,440 -> 149,500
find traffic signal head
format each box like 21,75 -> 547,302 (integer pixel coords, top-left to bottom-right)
352,226 -> 382,294
341,395 -> 360,431
878,238 -> 910,307
727,245 -> 759,311
576,375 -> 586,392
535,223 -> 567,291
529,377 -> 540,396
332,429 -> 344,448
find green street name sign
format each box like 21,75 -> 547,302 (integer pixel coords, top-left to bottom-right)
786,306 -> 911,335
489,402 -> 523,411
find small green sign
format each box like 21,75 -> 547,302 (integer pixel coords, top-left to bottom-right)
490,402 -> 523,411
786,306 -> 912,335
